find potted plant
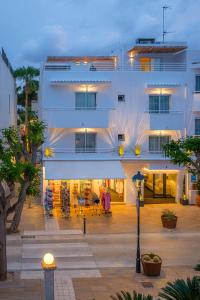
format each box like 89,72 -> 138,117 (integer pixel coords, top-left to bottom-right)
180,175 -> 189,205
161,209 -> 177,229
141,253 -> 162,276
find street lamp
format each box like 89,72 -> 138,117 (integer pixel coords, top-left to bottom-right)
42,253 -> 56,300
132,171 -> 145,273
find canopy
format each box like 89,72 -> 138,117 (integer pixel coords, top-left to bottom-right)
44,160 -> 126,180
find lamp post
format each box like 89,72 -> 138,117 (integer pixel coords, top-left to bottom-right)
42,253 -> 56,300
132,171 -> 144,273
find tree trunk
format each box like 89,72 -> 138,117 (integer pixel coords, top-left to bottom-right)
25,85 -> 29,133
0,214 -> 7,280
9,182 -> 29,233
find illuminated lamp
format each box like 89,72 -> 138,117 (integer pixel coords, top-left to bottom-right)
134,144 -> 141,156
118,145 -> 124,156
44,147 -> 54,157
42,253 -> 56,270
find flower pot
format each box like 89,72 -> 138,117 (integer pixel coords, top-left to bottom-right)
196,194 -> 200,207
161,215 -> 177,229
180,198 -> 189,205
142,255 -> 162,276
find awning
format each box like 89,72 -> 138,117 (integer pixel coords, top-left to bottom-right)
146,83 -> 180,88
50,79 -> 111,85
44,161 -> 126,180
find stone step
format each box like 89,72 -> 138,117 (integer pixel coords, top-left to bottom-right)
22,229 -> 82,236
21,260 -> 97,270
20,269 -> 101,279
22,242 -> 89,249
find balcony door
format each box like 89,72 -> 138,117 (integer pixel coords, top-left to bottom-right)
75,132 -> 96,152
75,92 -> 96,110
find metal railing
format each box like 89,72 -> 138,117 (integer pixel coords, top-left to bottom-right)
43,107 -> 115,111
44,62 -> 187,72
146,110 -> 183,114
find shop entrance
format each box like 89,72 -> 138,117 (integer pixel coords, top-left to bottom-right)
44,178 -> 125,217
144,173 -> 176,204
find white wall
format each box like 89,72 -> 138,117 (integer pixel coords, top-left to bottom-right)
0,54 -> 16,129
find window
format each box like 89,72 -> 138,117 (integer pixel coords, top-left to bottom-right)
140,57 -> 152,72
195,119 -> 200,135
118,95 -> 125,102
75,132 -> 96,152
118,134 -> 125,142
149,136 -> 170,153
149,95 -> 170,113
75,92 -> 96,110
195,75 -> 200,92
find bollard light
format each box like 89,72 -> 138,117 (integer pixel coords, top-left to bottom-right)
42,253 -> 56,270
42,253 -> 56,300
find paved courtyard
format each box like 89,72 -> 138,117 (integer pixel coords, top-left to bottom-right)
1,201 -> 200,299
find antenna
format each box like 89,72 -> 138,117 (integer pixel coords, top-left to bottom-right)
162,5 -> 170,43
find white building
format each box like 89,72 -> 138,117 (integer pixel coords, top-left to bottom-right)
39,38 -> 200,206
0,48 -> 16,129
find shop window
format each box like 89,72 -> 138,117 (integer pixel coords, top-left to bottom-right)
75,132 -> 96,152
118,134 -> 125,142
149,135 -> 170,153
75,92 -> 96,110
149,95 -> 170,113
195,75 -> 200,92
118,95 -> 125,102
195,119 -> 200,135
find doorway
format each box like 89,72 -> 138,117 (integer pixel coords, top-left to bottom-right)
144,173 -> 176,204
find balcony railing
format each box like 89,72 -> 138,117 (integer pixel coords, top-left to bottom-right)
44,62 -> 187,72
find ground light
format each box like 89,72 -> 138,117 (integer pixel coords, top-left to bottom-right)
132,171 -> 145,273
42,253 -> 56,300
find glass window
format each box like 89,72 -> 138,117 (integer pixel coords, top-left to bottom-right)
140,57 -> 152,72
195,119 -> 200,135
118,95 -> 125,102
75,92 -> 96,109
195,75 -> 200,91
118,134 -> 125,141
75,133 -> 96,152
149,135 -> 170,153
149,95 -> 170,113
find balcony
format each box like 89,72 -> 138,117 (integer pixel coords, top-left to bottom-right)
44,62 -> 186,72
146,111 -> 185,130
192,92 -> 200,111
43,107 -> 114,128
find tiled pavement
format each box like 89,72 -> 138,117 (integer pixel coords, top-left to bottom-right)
3,202 -> 200,299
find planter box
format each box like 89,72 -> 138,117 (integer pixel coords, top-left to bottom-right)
161,215 -> 177,229
142,255 -> 162,276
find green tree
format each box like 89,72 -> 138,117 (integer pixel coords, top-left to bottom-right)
14,67 -> 39,131
0,118 -> 45,280
164,137 -> 200,190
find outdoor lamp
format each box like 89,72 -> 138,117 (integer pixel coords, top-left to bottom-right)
42,253 -> 56,270
132,171 -> 144,273
44,147 -> 54,158
134,144 -> 141,156
42,253 -> 56,300
132,171 -> 144,193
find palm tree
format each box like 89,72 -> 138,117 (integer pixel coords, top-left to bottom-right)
159,277 -> 200,300
14,67 -> 39,132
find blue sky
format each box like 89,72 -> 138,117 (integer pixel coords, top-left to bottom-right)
1,0 -> 200,67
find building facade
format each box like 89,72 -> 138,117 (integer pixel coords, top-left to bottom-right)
0,48 -> 16,129
39,38 -> 200,206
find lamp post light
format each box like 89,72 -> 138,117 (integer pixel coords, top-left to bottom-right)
42,253 -> 56,300
132,171 -> 145,273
